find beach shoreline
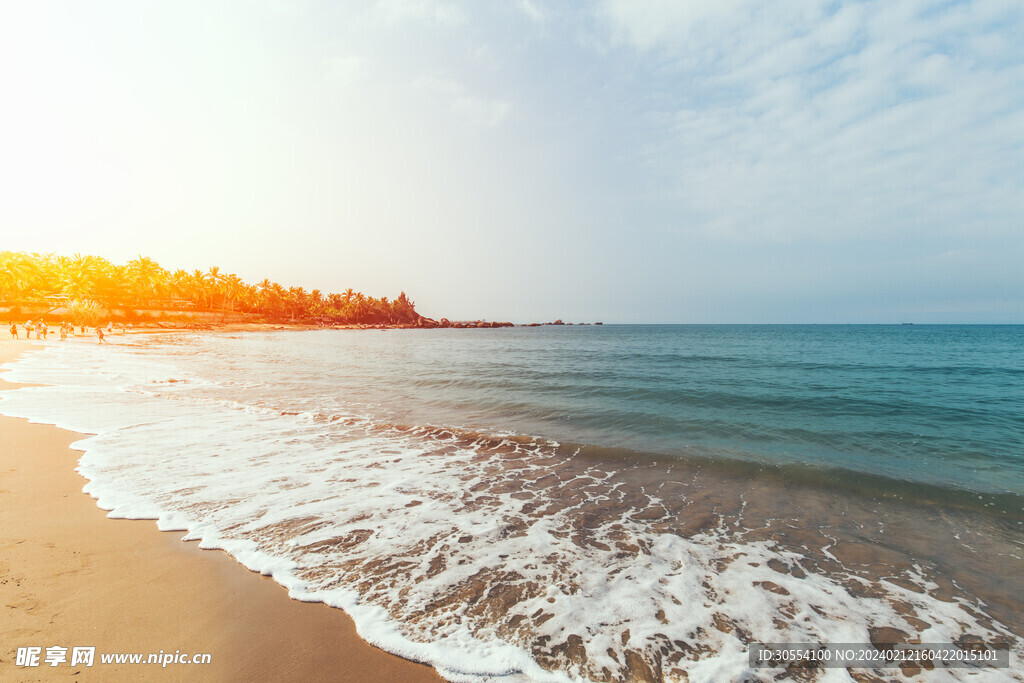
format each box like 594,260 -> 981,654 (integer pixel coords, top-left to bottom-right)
0,342 -> 443,682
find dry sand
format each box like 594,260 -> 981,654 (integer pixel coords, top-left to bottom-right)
0,342 -> 443,682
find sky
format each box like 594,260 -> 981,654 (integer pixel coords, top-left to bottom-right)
1,0 -> 1022,323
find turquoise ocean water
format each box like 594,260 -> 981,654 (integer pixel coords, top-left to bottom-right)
292,324 -> 1024,502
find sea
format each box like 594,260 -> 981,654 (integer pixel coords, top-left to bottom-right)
1,325 -> 1022,681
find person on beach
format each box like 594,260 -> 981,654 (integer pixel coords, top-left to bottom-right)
60,323 -> 68,341
9,322 -> 17,340
96,326 -> 105,344
24,321 -> 33,339
40,321 -> 48,340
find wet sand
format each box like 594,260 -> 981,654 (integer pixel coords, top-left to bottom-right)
0,342 -> 443,681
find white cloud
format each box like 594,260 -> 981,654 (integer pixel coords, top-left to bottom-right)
452,96 -> 511,128
601,0 -> 758,50
417,76 -> 511,128
596,0 -> 1024,243
371,0 -> 467,27
518,0 -> 546,24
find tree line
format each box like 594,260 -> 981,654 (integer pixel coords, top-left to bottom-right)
0,251 -> 427,325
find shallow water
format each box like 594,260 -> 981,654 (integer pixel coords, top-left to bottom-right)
1,325 -> 1021,681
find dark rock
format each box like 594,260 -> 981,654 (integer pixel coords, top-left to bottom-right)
869,626 -> 910,649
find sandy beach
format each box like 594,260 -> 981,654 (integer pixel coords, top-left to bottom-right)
0,342 -> 443,682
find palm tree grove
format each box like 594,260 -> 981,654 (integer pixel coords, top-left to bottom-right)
0,251 -> 499,328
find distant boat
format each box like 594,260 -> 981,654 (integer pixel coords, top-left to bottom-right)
902,322 -> 914,325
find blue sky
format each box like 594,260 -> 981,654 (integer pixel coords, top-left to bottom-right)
1,0 -> 1022,322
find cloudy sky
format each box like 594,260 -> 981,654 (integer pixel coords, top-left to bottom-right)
1,0 -> 1021,322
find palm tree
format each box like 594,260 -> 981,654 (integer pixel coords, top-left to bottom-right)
127,256 -> 162,306
189,269 -> 211,309
222,274 -> 244,312
166,270 -> 189,305
286,286 -> 308,320
207,266 -> 224,309
257,279 -> 273,314
55,257 -> 86,301
353,292 -> 367,323
241,284 -> 258,313
98,262 -> 127,307
394,292 -> 416,323
0,251 -> 36,302
256,279 -> 287,317
270,283 -> 286,317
